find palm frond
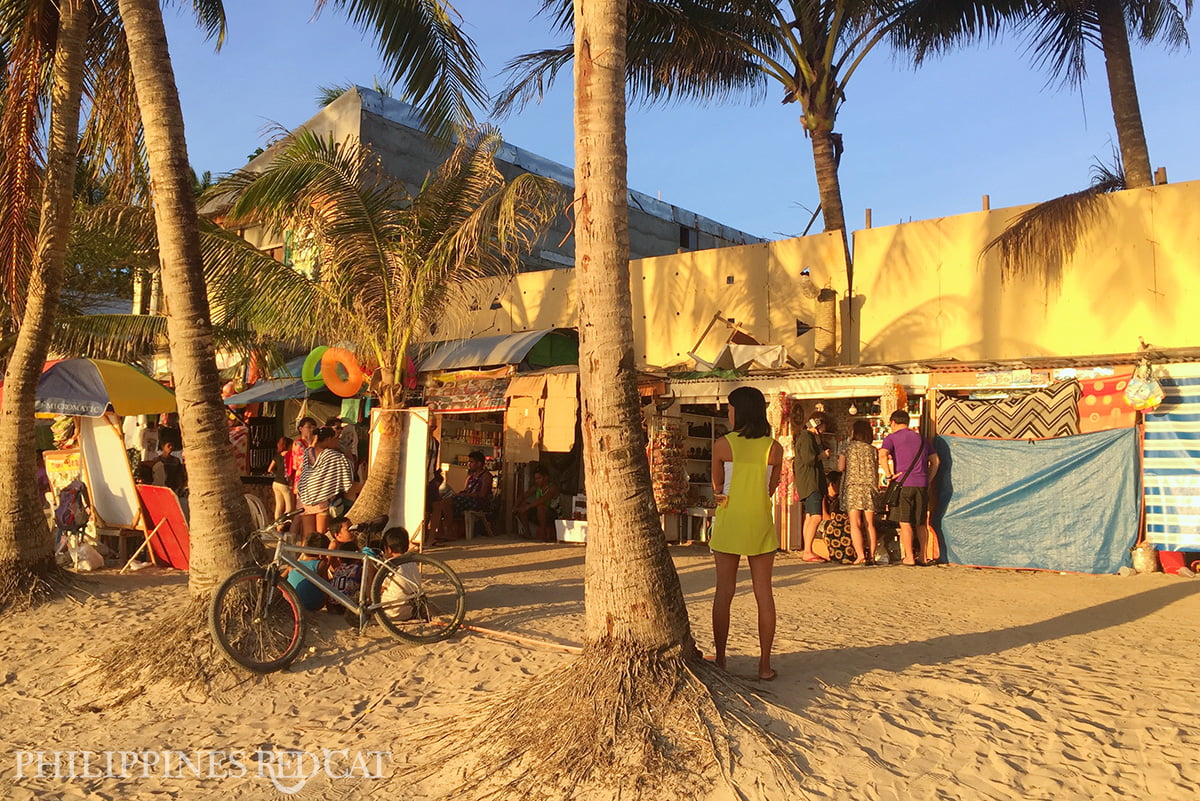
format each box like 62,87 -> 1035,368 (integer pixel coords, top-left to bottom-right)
315,0 -> 484,140
1127,0 -> 1192,47
203,124 -> 562,390
161,0 -> 227,49
982,162 -> 1126,287
0,0 -> 56,322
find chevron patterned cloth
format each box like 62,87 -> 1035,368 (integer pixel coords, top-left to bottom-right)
936,381 -> 1081,439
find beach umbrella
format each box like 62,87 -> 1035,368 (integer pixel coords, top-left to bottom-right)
13,358 -> 177,417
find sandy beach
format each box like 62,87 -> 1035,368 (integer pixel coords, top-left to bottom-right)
2,540 -> 1198,800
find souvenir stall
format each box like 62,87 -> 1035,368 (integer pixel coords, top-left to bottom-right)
415,330 -> 582,541
657,368 -> 925,553
927,359 -> 1143,573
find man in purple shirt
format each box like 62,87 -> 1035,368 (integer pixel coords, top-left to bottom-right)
879,410 -> 936,565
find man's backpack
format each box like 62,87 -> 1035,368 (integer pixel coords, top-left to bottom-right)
54,481 -> 90,530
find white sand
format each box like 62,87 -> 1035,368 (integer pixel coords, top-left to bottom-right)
1,541 -> 1198,800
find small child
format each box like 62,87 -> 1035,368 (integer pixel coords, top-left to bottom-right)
328,541 -> 363,604
383,526 -> 410,557
286,533 -> 328,611
378,526 -> 416,620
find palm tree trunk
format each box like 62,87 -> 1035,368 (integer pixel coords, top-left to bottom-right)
116,0 -> 250,596
349,408 -> 402,523
809,125 -> 848,364
1096,0 -> 1153,189
574,0 -> 693,653
0,0 -> 93,610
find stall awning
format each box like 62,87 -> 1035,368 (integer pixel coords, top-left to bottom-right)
418,329 -> 577,372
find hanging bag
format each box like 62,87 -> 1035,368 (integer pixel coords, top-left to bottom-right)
883,437 -> 926,510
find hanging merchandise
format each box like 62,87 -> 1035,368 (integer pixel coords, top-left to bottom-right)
322,347 -> 364,397
1124,360 -> 1165,412
301,346 -> 328,389
649,422 -> 689,513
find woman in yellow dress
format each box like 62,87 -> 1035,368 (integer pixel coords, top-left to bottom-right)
710,386 -> 783,680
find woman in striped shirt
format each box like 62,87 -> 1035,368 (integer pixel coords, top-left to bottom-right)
296,426 -> 355,539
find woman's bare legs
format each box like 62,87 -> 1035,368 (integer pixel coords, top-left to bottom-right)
848,509 -> 867,564
747,551 -> 777,680
866,511 -> 879,562
711,551 -> 740,669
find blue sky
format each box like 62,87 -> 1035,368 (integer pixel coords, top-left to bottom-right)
164,1 -> 1200,241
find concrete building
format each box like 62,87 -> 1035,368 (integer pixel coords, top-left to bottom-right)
235,86 -> 764,271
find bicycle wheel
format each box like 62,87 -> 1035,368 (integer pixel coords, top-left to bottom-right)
209,567 -> 307,672
371,553 -> 465,643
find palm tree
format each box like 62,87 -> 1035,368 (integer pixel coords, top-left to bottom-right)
501,0 -> 915,289
114,0 -> 252,597
895,0 -> 1192,189
206,127 -> 563,521
0,0 -> 93,610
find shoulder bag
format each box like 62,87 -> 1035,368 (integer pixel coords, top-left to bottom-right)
883,436 -> 925,509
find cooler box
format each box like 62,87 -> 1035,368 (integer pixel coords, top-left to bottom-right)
555,520 -> 588,543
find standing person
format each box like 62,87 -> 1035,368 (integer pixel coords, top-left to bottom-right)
795,410 -> 830,562
156,412 -> 182,452
879,410 -> 934,566
268,436 -> 295,528
838,420 -> 881,565
296,426 -> 355,538
290,417 -> 318,496
709,386 -> 784,681
152,440 -> 189,519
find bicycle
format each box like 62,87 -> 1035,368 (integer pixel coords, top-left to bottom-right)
209,514 -> 466,673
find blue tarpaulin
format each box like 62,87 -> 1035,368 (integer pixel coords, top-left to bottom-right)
933,428 -> 1139,574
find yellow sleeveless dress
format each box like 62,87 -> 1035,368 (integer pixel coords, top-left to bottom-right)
710,433 -> 777,556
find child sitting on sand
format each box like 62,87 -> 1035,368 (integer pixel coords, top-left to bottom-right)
285,533 -> 328,611
328,541 -> 363,603
378,527 -> 417,620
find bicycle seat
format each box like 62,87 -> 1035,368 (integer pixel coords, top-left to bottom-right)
351,514 -> 389,536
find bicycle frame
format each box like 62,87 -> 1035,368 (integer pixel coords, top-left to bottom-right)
265,537 -> 401,625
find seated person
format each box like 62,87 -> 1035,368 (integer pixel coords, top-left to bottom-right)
514,464 -> 561,541
328,541 -> 363,605
326,516 -> 358,548
285,533 -> 328,611
818,471 -> 855,564
428,451 -> 493,545
378,527 -> 417,619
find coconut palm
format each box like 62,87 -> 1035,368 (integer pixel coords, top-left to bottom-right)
895,0 -> 1192,189
0,0 -> 94,610
501,0 -> 919,288
205,127 -> 563,521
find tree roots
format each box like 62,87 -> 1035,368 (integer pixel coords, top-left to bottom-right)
86,595 -> 257,706
397,646 -> 808,801
0,556 -> 75,615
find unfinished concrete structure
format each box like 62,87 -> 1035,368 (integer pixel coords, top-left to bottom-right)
235,86 -> 764,271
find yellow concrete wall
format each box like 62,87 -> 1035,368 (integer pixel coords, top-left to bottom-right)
437,232 -> 848,370
853,180 -> 1200,362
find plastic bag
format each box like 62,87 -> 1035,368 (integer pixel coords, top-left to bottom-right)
1124,362 -> 1165,411
69,543 -> 105,571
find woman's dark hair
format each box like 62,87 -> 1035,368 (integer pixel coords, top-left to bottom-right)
851,420 -> 874,443
314,426 -> 338,443
297,416 -> 317,429
532,464 -> 549,477
727,386 -> 771,439
277,436 -> 293,452
468,450 -> 486,463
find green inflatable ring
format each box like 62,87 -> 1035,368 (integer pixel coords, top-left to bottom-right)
301,346 -> 328,390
